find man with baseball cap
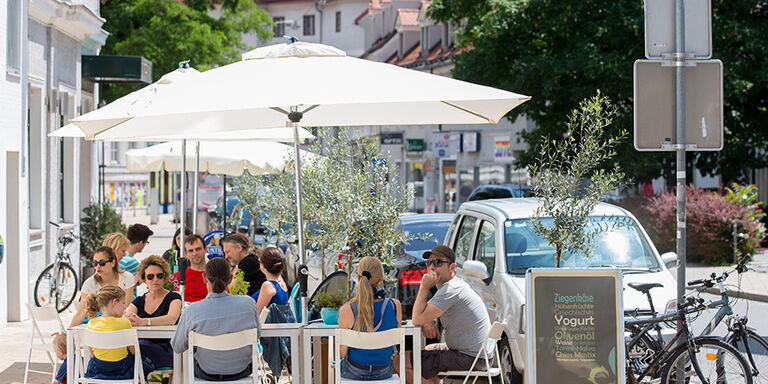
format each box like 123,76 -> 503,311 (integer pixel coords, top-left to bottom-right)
406,245 -> 492,383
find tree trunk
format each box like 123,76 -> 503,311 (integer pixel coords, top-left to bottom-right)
321,242 -> 326,279
556,246 -> 562,268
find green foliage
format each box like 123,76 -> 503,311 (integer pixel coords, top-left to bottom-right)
529,93 -> 628,267
428,0 -> 768,183
313,290 -> 349,310
230,269 -> 250,296
99,0 -> 273,103
642,186 -> 764,265
80,201 -> 126,262
238,128 -> 413,271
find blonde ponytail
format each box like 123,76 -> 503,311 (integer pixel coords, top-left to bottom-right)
86,285 -> 125,318
351,256 -> 384,332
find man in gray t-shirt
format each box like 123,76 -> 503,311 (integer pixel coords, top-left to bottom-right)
406,245 -> 492,383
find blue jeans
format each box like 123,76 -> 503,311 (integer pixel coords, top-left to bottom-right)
339,358 -> 394,381
85,354 -> 155,380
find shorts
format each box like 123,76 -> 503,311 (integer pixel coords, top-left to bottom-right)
420,344 -> 486,379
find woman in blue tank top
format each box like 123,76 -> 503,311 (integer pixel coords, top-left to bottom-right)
338,256 -> 402,381
252,246 -> 290,314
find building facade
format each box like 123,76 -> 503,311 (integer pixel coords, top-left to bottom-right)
0,0 -> 107,326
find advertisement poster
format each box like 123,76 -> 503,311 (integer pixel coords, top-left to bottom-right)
462,132 -> 480,152
433,132 -> 452,158
494,136 -> 513,162
526,269 -> 624,384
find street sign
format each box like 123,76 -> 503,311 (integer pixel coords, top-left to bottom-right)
645,0 -> 712,59
526,269 -> 624,384
633,59 -> 723,151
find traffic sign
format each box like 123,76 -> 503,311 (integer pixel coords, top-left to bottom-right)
633,59 -> 723,151
645,0 -> 712,59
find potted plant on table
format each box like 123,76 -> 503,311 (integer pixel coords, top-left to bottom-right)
313,290 -> 349,325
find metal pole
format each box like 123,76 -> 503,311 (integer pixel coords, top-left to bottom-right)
733,221 -> 738,264
179,139 -> 187,307
674,0 -> 687,374
222,174 -> 227,233
192,141 -> 200,233
289,111 -> 308,324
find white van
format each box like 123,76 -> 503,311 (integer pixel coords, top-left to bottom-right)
444,198 -> 677,384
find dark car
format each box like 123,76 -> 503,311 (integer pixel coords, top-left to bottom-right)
467,183 -> 534,201
391,213 -> 455,318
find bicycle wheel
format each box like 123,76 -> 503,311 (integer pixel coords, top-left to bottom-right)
729,328 -> 768,384
34,263 -> 79,312
626,330 -> 663,380
661,338 -> 753,384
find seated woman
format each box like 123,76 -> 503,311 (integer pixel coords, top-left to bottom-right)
161,227 -> 191,273
252,247 -> 290,315
70,246 -> 134,327
125,255 -> 182,369
338,257 -> 402,381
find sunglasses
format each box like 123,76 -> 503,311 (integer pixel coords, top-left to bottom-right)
425,259 -> 449,268
145,273 -> 165,281
92,260 -> 111,267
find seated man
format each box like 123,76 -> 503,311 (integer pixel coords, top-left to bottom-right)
222,233 -> 266,297
407,245 -> 492,384
171,258 -> 262,381
171,234 -> 208,303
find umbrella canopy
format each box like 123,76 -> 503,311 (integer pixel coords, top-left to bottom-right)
71,42 -> 531,140
125,141 -> 317,176
50,123 -> 316,142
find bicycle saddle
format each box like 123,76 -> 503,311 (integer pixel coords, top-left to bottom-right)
628,282 -> 663,294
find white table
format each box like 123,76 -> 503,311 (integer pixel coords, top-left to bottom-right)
301,322 -> 422,384
67,325 -> 182,384
261,323 -> 303,384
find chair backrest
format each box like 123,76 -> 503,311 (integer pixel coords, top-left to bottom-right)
487,321 -> 506,341
334,328 -> 405,383
189,329 -> 259,352
73,328 -> 144,384
258,308 -> 269,324
26,304 -> 65,345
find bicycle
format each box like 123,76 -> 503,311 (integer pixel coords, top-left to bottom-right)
33,222 -> 79,312
624,282 -> 753,384
686,254 -> 768,384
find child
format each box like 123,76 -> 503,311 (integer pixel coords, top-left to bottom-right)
53,332 -> 67,384
84,286 -> 154,380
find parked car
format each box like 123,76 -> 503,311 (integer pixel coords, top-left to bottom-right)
391,213 -> 455,318
467,184 -> 534,201
446,198 -> 677,384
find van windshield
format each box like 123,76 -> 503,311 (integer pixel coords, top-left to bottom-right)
504,217 -> 661,273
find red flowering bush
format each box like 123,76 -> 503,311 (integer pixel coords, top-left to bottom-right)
641,186 -> 764,265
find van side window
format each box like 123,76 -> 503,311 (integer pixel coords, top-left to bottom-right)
453,216 -> 477,266
475,220 -> 496,276
444,216 -> 460,248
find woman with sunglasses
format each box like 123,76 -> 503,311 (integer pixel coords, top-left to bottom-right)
125,255 -> 182,369
69,246 -> 135,327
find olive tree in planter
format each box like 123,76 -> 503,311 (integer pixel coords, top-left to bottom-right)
529,92 -> 629,267
238,128 -> 413,287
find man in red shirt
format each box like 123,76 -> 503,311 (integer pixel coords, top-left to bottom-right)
172,234 -> 208,303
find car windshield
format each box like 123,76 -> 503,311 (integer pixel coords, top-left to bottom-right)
504,216 -> 661,273
402,221 -> 451,252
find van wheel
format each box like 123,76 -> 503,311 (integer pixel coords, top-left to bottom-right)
498,336 -> 523,384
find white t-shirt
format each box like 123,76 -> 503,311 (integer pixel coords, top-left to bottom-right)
81,271 -> 135,295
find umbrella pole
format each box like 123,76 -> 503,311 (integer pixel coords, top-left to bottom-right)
192,141 -> 200,233
222,174 -> 227,233
289,111 -> 308,324
179,139 -> 187,307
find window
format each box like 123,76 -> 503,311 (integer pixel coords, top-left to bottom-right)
303,15 -> 315,36
475,221 -> 496,276
110,142 -> 119,163
273,17 -> 285,37
421,27 -> 429,52
6,0 -> 21,71
453,216 -> 477,266
335,11 -> 341,33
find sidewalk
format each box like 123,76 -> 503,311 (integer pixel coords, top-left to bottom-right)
670,250 -> 768,302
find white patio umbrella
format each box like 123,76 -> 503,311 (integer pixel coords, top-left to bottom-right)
125,140 -> 317,176
67,41 -> 531,322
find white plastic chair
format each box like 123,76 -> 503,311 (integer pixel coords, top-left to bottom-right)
24,304 -> 65,384
334,328 -> 406,384
258,308 -> 269,324
186,329 -> 260,384
73,328 -> 146,384
438,321 -> 506,384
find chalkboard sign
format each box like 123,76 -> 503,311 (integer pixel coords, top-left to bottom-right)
526,269 -> 624,384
